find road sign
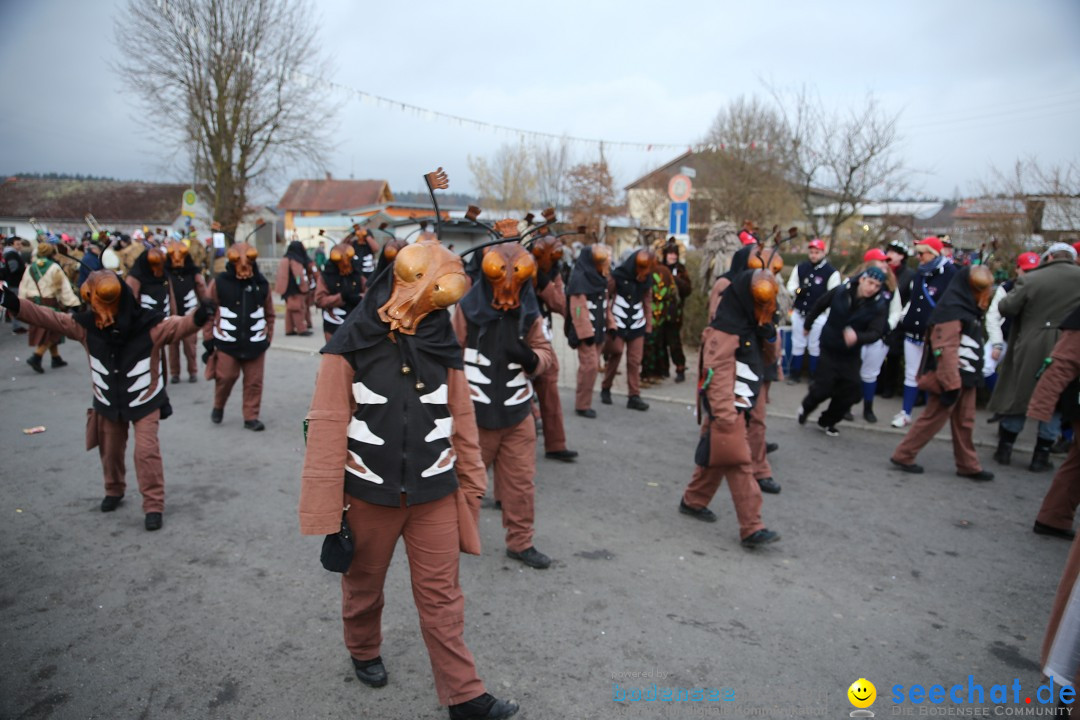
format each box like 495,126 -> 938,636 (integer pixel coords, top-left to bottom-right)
181,189 -> 198,218
668,174 -> 692,202
669,202 -> 688,235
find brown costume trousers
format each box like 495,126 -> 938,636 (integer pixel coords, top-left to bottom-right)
167,334 -> 197,378
682,454 -> 765,540
284,294 -> 308,334
479,417 -> 537,552
748,382 -> 773,480
213,352 -> 265,421
341,493 -> 485,706
891,387 -> 981,474
532,359 -> 567,453
95,409 -> 164,513
575,343 -> 602,411
1036,436 -> 1080,532
602,335 -> 644,397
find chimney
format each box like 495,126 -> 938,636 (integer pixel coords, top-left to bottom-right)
325,171 -> 332,181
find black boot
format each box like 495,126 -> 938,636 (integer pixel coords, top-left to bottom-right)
50,356 -> 68,368
1030,438 -> 1056,473
863,402 -> 877,424
27,354 -> 44,374
449,693 -> 519,720
993,428 -> 1018,466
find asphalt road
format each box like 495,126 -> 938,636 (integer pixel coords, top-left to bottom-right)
0,316 -> 1071,719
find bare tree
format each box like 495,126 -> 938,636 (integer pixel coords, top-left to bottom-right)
467,140 -> 539,211
772,87 -> 907,251
695,96 -> 801,231
115,0 -> 336,238
533,137 -> 573,211
565,158 -> 623,237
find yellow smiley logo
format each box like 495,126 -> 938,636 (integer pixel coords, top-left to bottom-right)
848,678 -> 877,708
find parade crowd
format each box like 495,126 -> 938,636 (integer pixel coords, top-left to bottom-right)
3,202 -> 1080,719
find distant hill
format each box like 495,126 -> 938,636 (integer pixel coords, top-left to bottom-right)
393,190 -> 478,207
10,172 -> 122,182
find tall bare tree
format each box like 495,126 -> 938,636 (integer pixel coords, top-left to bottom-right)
115,0 -> 336,238
772,86 -> 907,251
696,96 -> 801,231
467,141 -> 540,212
533,137 -> 572,211
565,158 -> 623,237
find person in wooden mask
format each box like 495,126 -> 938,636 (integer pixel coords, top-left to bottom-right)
203,242 -> 275,430
314,240 -> 365,341
1,270 -> 214,531
159,239 -> 208,382
890,266 -> 996,481
565,243 -> 611,418
678,268 -> 782,548
453,236 -> 556,569
300,236 -> 520,720
600,248 -> 654,411
529,233 -> 578,461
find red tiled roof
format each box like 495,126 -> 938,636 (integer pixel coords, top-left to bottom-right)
278,179 -> 392,212
0,178 -> 192,222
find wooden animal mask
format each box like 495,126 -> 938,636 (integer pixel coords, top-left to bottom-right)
80,270 -> 123,329
378,238 -> 467,334
482,243 -> 536,311
227,242 -> 258,279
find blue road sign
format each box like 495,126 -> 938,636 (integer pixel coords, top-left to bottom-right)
669,202 -> 688,235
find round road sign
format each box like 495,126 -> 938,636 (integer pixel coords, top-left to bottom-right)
668,174 -> 692,202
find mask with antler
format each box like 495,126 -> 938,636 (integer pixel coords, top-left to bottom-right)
531,235 -> 564,275
634,249 -> 655,282
747,246 -> 784,274
750,269 -> 780,327
329,241 -> 356,275
494,219 -> 520,239
969,265 -> 994,312
591,244 -> 612,278
166,240 -> 189,269
380,238 -> 407,265
80,270 -> 123,329
482,243 -> 536,311
226,242 -> 258,280
379,238 -> 467,334
146,247 -> 166,278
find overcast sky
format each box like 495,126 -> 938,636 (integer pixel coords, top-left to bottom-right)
1,0 -> 1078,206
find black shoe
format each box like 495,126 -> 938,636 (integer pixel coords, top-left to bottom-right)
449,692 -> 519,720
299,330 -> 314,336
757,477 -> 782,494
600,388 -> 612,405
170,375 -> 181,384
678,500 -> 717,523
211,407 -> 223,424
824,426 -> 839,437
27,355 -> 44,374
674,371 -> 686,383
244,419 -> 265,431
741,529 -> 780,547
50,356 -> 68,368
797,407 -> 807,425
544,449 -> 579,462
506,546 -> 551,569
575,408 -> 596,419
100,495 -> 124,512
1034,521 -> 1077,540
188,374 -> 198,383
843,412 -> 854,422
993,443 -> 1013,466
144,512 -> 163,531
765,442 -> 779,454
351,656 -> 388,688
957,470 -> 994,482
627,395 -> 649,411
1030,449 -> 1055,473
890,457 -> 924,474
863,408 -> 878,424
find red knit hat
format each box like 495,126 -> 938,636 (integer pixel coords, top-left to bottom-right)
863,248 -> 888,262
915,237 -> 943,256
808,238 -> 825,251
738,230 -> 757,245
1016,252 -> 1040,271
